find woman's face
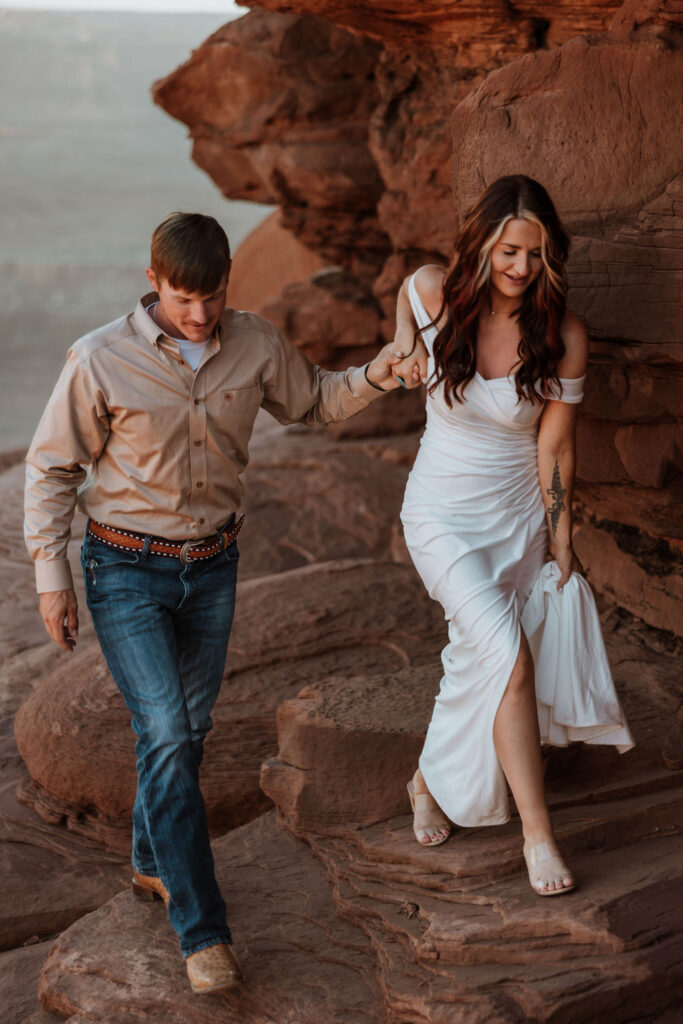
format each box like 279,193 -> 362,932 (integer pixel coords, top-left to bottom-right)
489,218 -> 543,299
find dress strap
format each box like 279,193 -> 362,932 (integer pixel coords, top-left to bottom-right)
408,269 -> 439,355
543,375 -> 585,404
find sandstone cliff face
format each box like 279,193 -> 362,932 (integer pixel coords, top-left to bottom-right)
153,0 -> 682,642
7,3 -> 682,1023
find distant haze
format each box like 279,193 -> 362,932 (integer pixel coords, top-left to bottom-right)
2,2 -> 241,11
0,9 -> 271,447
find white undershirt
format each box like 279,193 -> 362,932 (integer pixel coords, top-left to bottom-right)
146,302 -> 210,372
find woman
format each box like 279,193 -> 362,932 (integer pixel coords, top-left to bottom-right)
391,175 -> 632,896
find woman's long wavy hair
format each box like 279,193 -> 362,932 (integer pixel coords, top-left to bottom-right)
425,175 -> 570,405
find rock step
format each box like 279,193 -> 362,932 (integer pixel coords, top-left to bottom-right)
314,827 -> 683,1022
300,763 -> 683,890
38,813 -> 380,1024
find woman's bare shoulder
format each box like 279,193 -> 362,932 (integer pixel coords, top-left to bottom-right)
558,310 -> 589,377
413,264 -> 446,321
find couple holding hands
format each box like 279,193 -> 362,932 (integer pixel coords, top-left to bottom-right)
24,174 -> 632,994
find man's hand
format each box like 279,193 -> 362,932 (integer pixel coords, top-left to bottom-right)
366,342 -> 425,391
39,589 -> 79,652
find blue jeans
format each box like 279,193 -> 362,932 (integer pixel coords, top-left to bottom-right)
81,526 -> 239,956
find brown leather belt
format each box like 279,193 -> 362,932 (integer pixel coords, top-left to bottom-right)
87,515 -> 244,564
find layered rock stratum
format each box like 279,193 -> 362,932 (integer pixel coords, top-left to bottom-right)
7,1 -> 682,1022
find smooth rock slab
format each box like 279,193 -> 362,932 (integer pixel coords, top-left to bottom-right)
0,790 -> 129,950
38,812 -> 380,1024
0,940 -> 52,1024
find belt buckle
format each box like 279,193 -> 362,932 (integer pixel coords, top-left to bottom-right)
179,538 -> 206,564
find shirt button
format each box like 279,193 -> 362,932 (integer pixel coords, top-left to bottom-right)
196,482 -> 204,488
225,393 -> 233,400
194,441 -> 201,447
194,399 -> 200,405
199,518 -> 205,525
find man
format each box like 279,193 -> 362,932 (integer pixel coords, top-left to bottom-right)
24,212 -> 417,994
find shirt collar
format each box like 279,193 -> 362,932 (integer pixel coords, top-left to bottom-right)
135,293 -> 165,348
133,292 -> 225,349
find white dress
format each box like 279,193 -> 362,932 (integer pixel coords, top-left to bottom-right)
401,271 -> 633,828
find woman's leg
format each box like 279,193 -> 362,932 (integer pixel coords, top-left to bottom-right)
493,633 -> 574,892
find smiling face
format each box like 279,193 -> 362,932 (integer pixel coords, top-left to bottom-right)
146,267 -> 228,343
489,217 -> 543,302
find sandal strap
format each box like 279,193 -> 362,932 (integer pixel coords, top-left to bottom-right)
413,792 -> 439,812
526,841 -> 555,866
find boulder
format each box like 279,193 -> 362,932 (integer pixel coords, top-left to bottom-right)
225,210 -> 324,314
15,558 -> 444,850
152,10 -> 387,277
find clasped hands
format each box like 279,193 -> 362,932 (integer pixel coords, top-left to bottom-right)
365,330 -> 429,391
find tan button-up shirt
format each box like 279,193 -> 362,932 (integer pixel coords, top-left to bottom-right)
25,294 -> 383,592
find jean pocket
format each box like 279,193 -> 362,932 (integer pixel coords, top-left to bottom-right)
82,537 -> 141,587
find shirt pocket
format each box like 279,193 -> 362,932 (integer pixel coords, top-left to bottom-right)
207,382 -> 264,462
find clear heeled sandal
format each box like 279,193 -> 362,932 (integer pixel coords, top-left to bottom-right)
407,778 -> 452,848
523,840 -> 576,896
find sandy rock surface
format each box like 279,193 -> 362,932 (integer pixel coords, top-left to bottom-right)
32,749 -> 683,1024
38,812 -> 381,1024
1,940 -> 54,1024
0,457 -> 129,959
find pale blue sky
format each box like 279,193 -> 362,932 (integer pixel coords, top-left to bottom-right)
1,1 -> 241,12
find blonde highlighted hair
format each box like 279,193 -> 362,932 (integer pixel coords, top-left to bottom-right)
427,175 -> 570,406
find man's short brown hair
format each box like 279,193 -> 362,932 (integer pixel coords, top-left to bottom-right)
150,212 -> 231,294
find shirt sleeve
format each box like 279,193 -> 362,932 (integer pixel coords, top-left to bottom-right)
260,325 -> 384,426
24,348 -> 110,592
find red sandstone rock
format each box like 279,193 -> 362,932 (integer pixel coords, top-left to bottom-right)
225,210 -> 324,314
260,267 -> 383,368
0,462 -> 129,958
262,595 -> 682,836
152,10 -> 386,277
450,21 -> 683,352
244,0 -> 622,51
261,663 -> 441,833
1,940 -> 52,1024
15,555 -> 444,850
38,813 -> 381,1024
573,520 -> 683,635
35,772 -> 683,1023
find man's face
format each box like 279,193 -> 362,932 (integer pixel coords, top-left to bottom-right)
146,268 -> 228,343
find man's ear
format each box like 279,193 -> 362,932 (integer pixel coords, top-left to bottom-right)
146,267 -> 160,291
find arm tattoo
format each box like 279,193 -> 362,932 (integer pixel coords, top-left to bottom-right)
546,460 -> 566,536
